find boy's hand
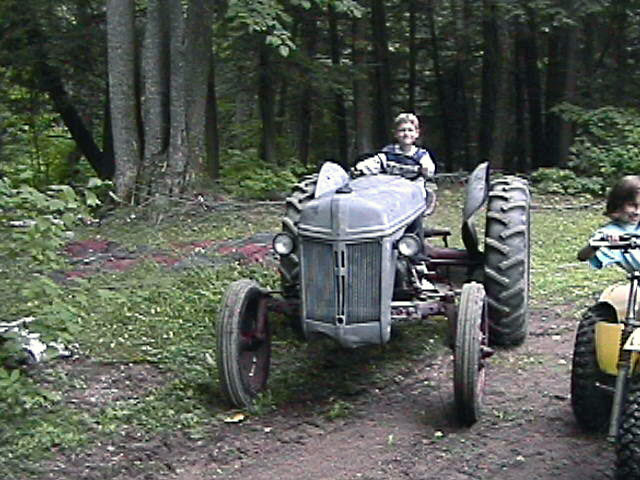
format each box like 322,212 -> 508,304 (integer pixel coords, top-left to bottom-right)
354,155 -> 381,175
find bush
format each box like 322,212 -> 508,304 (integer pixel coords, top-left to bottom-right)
530,168 -> 604,196
0,177 -> 110,410
554,104 -> 640,181
219,148 -> 314,200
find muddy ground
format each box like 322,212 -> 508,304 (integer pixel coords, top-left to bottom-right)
33,302 -> 614,480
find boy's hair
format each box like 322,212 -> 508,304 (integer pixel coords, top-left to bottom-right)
606,175 -> 640,216
393,112 -> 419,130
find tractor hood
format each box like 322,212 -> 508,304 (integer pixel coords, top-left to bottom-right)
298,174 -> 425,241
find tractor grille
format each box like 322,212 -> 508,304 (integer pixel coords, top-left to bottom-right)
302,239 -> 381,324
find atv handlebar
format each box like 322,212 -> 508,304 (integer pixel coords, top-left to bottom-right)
589,232 -> 640,250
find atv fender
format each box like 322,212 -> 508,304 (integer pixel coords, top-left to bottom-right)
461,161 -> 490,255
590,298 -> 640,375
595,320 -> 640,376
599,284 -> 633,321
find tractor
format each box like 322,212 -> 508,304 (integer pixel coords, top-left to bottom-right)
216,160 -> 530,425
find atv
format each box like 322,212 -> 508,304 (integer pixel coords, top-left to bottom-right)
571,233 -> 640,478
216,160 -> 531,425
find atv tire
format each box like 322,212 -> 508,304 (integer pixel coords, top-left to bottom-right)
278,174 -> 318,298
483,176 -> 531,346
570,304 -> 615,433
616,378 -> 640,479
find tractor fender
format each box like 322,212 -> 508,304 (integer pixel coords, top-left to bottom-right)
461,161 -> 489,255
463,161 -> 490,222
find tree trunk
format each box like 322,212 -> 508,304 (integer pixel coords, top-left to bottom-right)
258,42 -> 277,165
545,12 -> 578,168
371,0 -> 392,146
328,5 -> 348,169
611,0 -> 630,101
408,0 -> 417,111
448,0 -> 473,169
478,0 -> 506,167
185,0 -> 214,187
352,15 -> 373,155
206,51 -> 220,180
426,0 -> 453,171
107,0 -> 141,202
297,14 -> 318,165
513,28 -> 529,172
40,61 -> 114,180
140,0 -> 170,197
165,0 -> 188,195
516,8 -> 545,170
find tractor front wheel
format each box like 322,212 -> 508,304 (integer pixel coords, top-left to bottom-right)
454,282 -> 489,426
216,279 -> 271,408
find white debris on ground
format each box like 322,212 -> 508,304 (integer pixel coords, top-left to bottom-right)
0,316 -> 72,363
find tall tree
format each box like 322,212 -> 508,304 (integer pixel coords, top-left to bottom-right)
106,0 -> 214,202
258,40 -> 277,165
426,0 -> 454,171
371,0 -> 392,146
478,0 -> 508,167
544,3 -> 578,167
408,0 -> 418,111
328,4 -> 348,168
352,13 -> 374,155
106,0 -> 140,201
297,11 -> 319,165
515,6 -> 545,170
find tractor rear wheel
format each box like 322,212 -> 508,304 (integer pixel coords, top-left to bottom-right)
483,176 -> 530,346
454,282 -> 488,426
216,279 -> 271,408
616,378 -> 640,479
570,304 -> 615,432
279,174 -> 318,298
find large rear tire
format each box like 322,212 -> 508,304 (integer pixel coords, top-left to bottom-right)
454,282 -> 488,426
216,279 -> 271,408
570,304 -> 615,432
278,174 -> 318,298
484,176 -> 531,346
616,378 -> 640,479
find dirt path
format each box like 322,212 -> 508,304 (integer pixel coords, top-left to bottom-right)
157,305 -> 613,480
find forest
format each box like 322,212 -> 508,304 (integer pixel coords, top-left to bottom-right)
3,2 -> 640,477
1,0 -> 640,203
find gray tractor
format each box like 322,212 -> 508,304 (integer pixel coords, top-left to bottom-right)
216,161 -> 530,425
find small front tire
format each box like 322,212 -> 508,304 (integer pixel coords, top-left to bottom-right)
454,282 -> 488,426
216,279 -> 271,408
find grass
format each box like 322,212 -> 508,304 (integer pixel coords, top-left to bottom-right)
0,180 -> 622,479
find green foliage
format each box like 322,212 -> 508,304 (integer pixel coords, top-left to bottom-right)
530,168 -> 604,196
0,177 -> 111,435
219,148 -> 313,199
554,104 -> 640,181
0,77 -> 90,188
227,0 -> 296,56
0,177 -> 110,264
